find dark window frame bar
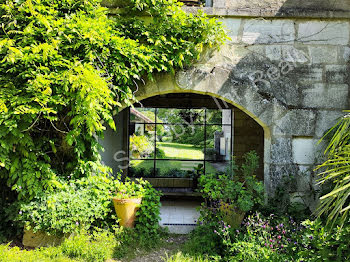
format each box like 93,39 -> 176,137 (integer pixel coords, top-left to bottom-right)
129,122 -> 232,126
127,107 -> 233,178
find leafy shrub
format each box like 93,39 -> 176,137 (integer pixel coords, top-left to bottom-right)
19,174 -> 162,239
262,173 -> 313,221
316,111 -> 350,227
226,241 -> 290,262
297,219 -> 350,261
208,212 -> 350,261
166,168 -> 185,177
237,212 -> 306,254
150,167 -> 161,177
151,147 -> 167,159
114,176 -> 146,199
129,134 -> 154,158
183,223 -> 223,257
135,179 -> 162,237
19,173 -> 118,235
204,148 -> 217,161
198,151 -> 263,213
161,136 -> 173,142
128,166 -> 142,178
0,0 -> 226,236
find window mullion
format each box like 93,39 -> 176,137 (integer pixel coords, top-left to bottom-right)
154,108 -> 157,177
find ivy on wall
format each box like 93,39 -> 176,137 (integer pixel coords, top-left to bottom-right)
0,0 -> 226,236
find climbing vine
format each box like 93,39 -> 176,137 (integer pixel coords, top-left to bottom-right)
0,0 -> 226,236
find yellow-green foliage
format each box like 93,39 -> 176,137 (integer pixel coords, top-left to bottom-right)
166,252 -> 213,262
130,134 -> 154,158
0,0 -> 225,198
0,230 -> 117,262
0,0 -> 226,238
317,110 -> 350,227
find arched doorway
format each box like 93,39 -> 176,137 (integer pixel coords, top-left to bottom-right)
100,92 -> 266,233
128,93 -> 264,181
100,93 -> 265,184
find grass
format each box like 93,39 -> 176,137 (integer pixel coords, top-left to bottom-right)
0,230 -> 119,262
165,252 -> 212,262
0,231 -> 179,262
131,141 -> 219,175
157,142 -> 204,160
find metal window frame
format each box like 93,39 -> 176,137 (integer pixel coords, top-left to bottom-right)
127,107 -> 233,178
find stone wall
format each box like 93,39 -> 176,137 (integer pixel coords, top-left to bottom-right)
184,0 -> 350,18
102,0 -> 350,208
174,15 -> 349,205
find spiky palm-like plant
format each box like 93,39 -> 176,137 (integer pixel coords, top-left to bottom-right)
317,111 -> 350,227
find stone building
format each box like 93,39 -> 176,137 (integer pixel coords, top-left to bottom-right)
100,0 -> 350,211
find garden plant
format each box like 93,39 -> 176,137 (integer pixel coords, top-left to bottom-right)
0,0 -> 349,261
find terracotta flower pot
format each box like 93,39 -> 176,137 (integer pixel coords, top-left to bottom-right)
219,202 -> 245,229
112,197 -> 142,228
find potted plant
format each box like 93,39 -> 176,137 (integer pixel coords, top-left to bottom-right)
198,151 -> 264,228
112,178 -> 145,228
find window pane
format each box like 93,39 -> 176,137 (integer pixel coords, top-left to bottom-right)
130,107 -> 155,123
205,125 -> 232,161
205,161 -> 231,175
206,109 -> 232,125
129,123 -> 155,159
157,124 -> 205,160
129,160 -> 155,177
156,160 -> 204,178
157,108 -> 205,124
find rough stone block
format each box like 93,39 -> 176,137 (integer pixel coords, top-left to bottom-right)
289,192 -> 305,204
254,98 -> 287,128
245,45 -> 266,58
266,45 -> 282,61
315,110 -> 346,137
309,46 -> 338,64
292,138 -> 318,165
274,109 -> 316,136
199,44 -> 250,68
291,66 -> 323,84
270,80 -> 300,106
218,18 -> 241,43
327,84 -> 349,108
301,83 -> 349,109
298,21 -> 350,45
295,171 -> 312,193
268,164 -> 299,192
213,0 -> 225,8
270,137 -> 293,164
242,19 -> 295,44
281,46 -> 311,64
136,78 -> 159,100
301,83 -> 325,107
340,46 -> 350,63
325,65 -> 348,84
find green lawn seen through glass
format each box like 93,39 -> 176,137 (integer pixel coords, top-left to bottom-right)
157,142 -> 204,159
130,141 -> 218,175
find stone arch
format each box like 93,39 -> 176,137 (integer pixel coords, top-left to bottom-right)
130,71 -> 290,197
